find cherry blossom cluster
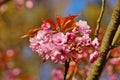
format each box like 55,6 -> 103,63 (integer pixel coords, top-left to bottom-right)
51,69 -> 64,80
29,20 -> 100,63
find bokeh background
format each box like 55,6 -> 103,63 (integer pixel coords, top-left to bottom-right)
0,0 -> 119,80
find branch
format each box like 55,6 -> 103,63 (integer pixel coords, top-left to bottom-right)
114,41 -> 120,48
110,40 -> 120,49
64,59 -> 70,80
86,0 -> 120,80
112,25 -> 120,45
94,0 -> 106,37
108,25 -> 120,49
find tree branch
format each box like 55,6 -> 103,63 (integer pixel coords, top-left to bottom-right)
86,0 -> 120,80
94,0 -> 105,37
111,25 -> 120,46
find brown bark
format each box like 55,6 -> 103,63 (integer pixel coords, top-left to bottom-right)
86,0 -> 120,80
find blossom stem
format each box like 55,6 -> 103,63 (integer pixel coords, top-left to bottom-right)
64,59 -> 70,80
94,0 -> 106,37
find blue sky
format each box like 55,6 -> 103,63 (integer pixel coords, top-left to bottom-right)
63,0 -> 117,16
64,0 -> 87,15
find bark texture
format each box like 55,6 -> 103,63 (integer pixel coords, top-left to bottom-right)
86,0 -> 120,80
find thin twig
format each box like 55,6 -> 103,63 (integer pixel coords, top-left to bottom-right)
95,0 -> 106,37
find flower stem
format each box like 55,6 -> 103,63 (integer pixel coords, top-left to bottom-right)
64,59 -> 70,80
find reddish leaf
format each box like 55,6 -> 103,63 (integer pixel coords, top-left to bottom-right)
22,15 -> 79,38
65,14 -> 79,20
58,14 -> 79,32
56,16 -> 65,27
21,28 -> 41,38
61,20 -> 76,32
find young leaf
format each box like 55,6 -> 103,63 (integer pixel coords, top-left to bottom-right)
58,14 -> 78,32
21,28 -> 41,38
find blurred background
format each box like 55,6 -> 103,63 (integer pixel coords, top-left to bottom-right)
0,0 -> 119,80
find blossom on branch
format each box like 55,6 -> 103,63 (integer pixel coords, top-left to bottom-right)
23,15 -> 100,63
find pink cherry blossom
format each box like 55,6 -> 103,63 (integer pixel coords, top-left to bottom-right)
66,32 -> 76,43
106,65 -> 118,80
51,50 -> 61,61
75,34 -> 91,46
62,44 -> 71,54
29,36 -> 40,52
6,62 -> 14,69
51,69 -> 64,80
36,30 -> 53,43
5,68 -> 21,80
16,0 -> 24,6
41,23 -> 51,30
91,37 -> 99,50
6,49 -> 14,57
72,27 -> 79,34
29,18 -> 100,63
25,0 -> 33,9
109,74 -> 118,80
90,51 -> 99,63
76,20 -> 91,35
110,57 -> 120,64
52,32 -> 67,46
106,65 -> 113,73
30,34 -> 67,63
12,68 -> 21,76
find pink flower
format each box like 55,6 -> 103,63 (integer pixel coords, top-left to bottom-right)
51,50 -> 61,60
109,74 -> 117,80
16,0 -> 24,6
6,62 -> 14,69
29,36 -> 40,52
106,65 -> 113,73
52,32 -> 67,46
6,49 -> 14,57
110,57 -> 120,64
41,23 -> 51,30
76,20 -> 91,35
25,0 -> 33,9
5,68 -> 21,80
90,51 -> 99,63
28,19 -> 98,63
51,69 -> 64,80
38,43 -> 55,57
66,32 -> 76,43
91,37 -> 99,50
36,30 -> 53,43
12,68 -> 21,76
106,66 -> 117,80
72,54 -> 83,62
72,27 -> 79,34
62,44 -> 71,54
75,34 -> 91,46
